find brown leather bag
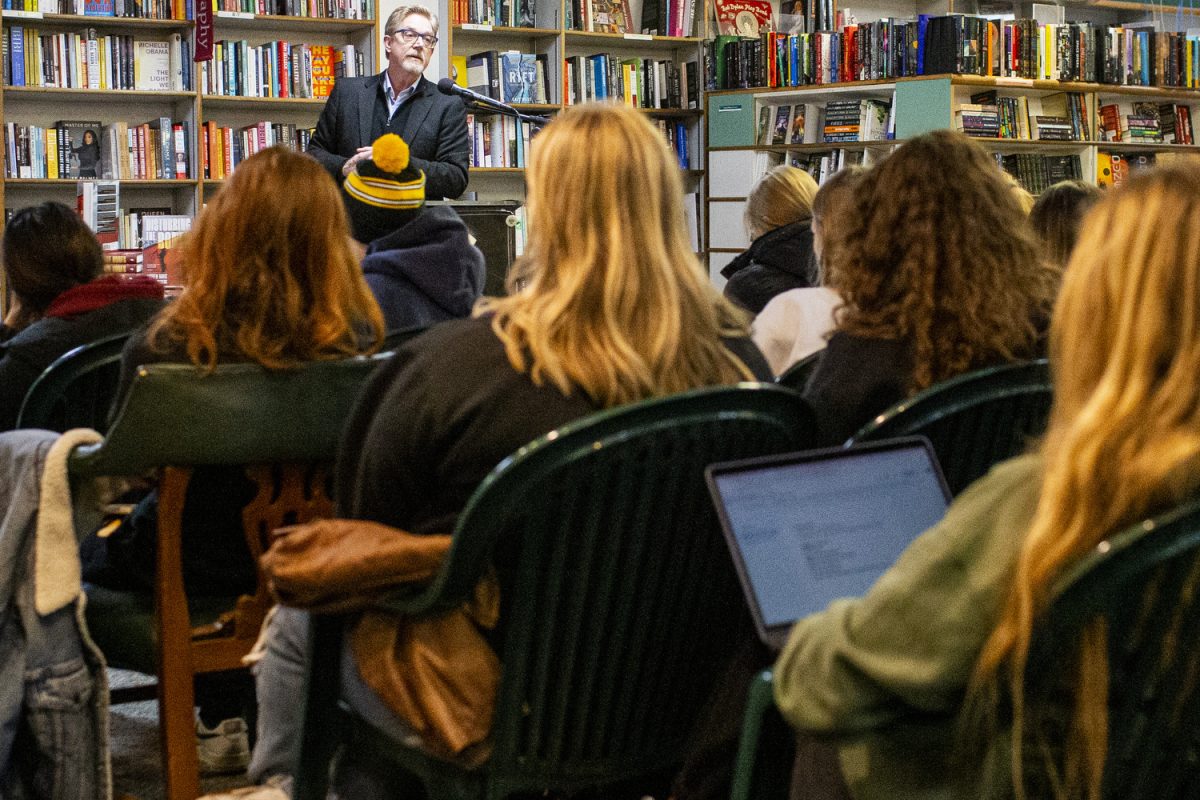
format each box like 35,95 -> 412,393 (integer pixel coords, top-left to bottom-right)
261,519 -> 500,756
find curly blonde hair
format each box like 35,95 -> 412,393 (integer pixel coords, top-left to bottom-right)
822,130 -> 1058,392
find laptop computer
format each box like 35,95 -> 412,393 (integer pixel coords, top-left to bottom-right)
707,437 -> 952,650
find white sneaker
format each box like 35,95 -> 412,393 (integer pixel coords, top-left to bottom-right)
197,775 -> 292,799
196,716 -> 251,775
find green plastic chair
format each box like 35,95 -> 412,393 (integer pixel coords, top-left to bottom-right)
731,670 -> 793,800
732,499 -> 1200,800
69,356 -> 385,800
775,350 -> 821,392
16,331 -> 132,433
850,359 -> 1052,495
293,383 -> 818,800
1023,498 -> 1200,800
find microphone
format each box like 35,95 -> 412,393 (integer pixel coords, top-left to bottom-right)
436,77 -> 499,107
436,77 -> 553,127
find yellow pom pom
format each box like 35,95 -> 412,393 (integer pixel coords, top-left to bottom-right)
371,134 -> 409,174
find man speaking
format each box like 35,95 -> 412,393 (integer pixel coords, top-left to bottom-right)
307,4 -> 469,201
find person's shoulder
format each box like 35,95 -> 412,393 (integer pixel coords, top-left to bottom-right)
330,73 -> 378,97
395,315 -> 496,360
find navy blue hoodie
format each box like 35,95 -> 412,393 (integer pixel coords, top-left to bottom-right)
361,205 -> 487,333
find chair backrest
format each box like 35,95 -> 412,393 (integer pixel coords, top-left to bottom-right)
17,331 -> 132,433
849,359 -> 1052,495
775,350 -> 821,392
69,355 -> 387,477
413,383 -> 816,794
731,670 -> 793,800
1024,499 -> 1200,800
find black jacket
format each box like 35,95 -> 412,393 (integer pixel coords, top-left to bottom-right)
721,220 -> 818,315
0,297 -> 163,432
307,74 -> 470,200
362,205 -> 486,333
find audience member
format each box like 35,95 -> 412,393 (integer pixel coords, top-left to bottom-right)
751,166 -> 866,376
721,165 -> 819,314
1028,179 -> 1102,269
803,131 -> 1058,444
1002,170 -> 1036,215
80,145 -> 385,773
0,202 -> 164,431
342,132 -> 486,333
775,160 -> 1200,800
213,103 -> 771,800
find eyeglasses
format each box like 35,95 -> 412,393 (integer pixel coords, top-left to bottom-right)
388,27 -> 438,47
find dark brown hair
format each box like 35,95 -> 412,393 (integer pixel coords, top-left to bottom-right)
824,130 -> 1059,392
146,146 -> 385,369
1029,180 -> 1102,269
3,201 -> 103,323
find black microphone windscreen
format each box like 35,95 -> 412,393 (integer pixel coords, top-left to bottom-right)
436,77 -> 457,95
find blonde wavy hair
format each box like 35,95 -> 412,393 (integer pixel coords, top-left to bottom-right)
744,164 -> 818,240
147,146 -> 385,369
969,162 -> 1200,799
476,103 -> 754,407
824,130 -> 1059,392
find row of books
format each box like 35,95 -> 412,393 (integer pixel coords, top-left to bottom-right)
104,211 -> 190,251
564,0 -> 631,34
3,28 -> 190,90
198,41 -> 357,98
201,119 -> 313,179
1099,101 -> 1195,144
450,0 -> 535,27
466,112 -> 692,169
467,112 -> 535,168
709,16 -> 1200,91
956,90 -> 1091,141
3,0 -> 192,20
564,53 -> 698,110
3,117 -> 188,180
997,152 -> 1082,195
211,0 -> 373,19
783,146 -> 877,185
757,97 -> 892,145
654,117 -> 691,168
636,0 -> 695,38
466,50 -> 551,105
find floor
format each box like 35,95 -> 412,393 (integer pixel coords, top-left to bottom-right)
108,670 -> 248,800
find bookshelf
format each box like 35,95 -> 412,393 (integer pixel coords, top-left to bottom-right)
438,0 -> 708,249
1,5 -> 379,226
703,0 -> 1200,285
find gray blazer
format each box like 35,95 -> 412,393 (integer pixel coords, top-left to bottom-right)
307,73 -> 470,200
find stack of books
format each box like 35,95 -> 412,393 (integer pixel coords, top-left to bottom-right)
1032,116 -> 1076,141
821,98 -> 889,143
956,103 -> 1001,138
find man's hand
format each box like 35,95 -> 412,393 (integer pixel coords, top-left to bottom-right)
342,146 -> 374,177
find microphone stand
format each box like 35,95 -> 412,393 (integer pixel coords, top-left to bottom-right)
464,98 -> 551,129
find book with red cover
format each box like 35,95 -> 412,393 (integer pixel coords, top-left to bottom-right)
310,45 -> 336,98
713,0 -> 772,36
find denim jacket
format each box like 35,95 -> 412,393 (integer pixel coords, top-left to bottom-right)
0,429 -> 110,800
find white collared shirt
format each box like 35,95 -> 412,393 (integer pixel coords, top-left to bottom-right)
383,73 -> 419,120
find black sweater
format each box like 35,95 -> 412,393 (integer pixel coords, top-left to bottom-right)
335,315 -> 772,535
